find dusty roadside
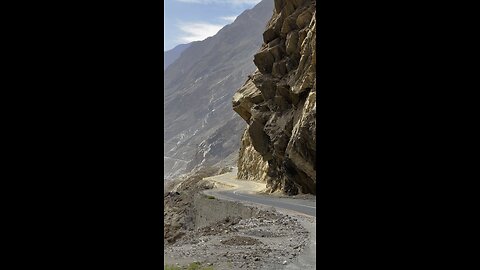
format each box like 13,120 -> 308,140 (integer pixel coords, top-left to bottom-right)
203,169 -> 316,270
164,168 -> 316,269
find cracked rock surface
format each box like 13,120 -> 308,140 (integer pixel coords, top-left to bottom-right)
233,0 -> 316,195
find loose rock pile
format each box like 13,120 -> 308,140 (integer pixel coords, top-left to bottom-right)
165,204 -> 309,269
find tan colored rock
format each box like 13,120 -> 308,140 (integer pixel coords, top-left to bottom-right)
267,37 -> 282,48
274,95 -> 290,111
297,28 -> 308,51
233,0 -> 316,195
274,0 -> 284,13
286,30 -> 299,55
232,78 -> 264,122
254,49 -> 275,74
247,119 -> 271,158
272,60 -> 287,78
237,129 -> 270,182
281,16 -> 298,37
263,28 -> 277,44
285,56 -> 298,72
291,11 -> 316,94
268,44 -> 285,62
253,72 -> 277,100
286,90 -> 316,182
276,84 -> 293,103
272,9 -> 286,35
292,0 -> 307,9
296,9 -> 312,29
282,1 -> 296,17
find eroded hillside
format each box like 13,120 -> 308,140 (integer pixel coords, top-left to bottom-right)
163,0 -> 275,181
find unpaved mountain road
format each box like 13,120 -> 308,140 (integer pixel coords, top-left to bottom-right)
203,169 -> 317,270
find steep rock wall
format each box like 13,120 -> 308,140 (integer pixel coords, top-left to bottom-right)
237,128 -> 270,182
233,0 -> 316,195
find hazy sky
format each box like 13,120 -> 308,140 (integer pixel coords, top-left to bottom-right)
164,0 -> 262,51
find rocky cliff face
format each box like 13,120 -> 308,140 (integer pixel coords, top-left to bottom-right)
233,0 -> 316,195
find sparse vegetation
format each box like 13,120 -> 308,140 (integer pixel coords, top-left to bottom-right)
187,262 -> 201,270
206,195 -> 215,200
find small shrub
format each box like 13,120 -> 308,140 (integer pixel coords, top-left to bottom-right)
164,265 -> 181,270
206,195 -> 215,200
187,262 -> 203,270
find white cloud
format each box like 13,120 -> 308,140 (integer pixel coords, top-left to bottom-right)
176,0 -> 261,5
177,22 -> 224,43
219,15 -> 238,23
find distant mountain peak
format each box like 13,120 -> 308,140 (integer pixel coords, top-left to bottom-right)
164,43 -> 191,70
164,0 -> 275,181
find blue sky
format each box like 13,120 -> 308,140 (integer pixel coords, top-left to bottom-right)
164,0 -> 262,51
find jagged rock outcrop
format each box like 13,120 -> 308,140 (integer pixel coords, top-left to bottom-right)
233,0 -> 316,195
237,128 -> 270,182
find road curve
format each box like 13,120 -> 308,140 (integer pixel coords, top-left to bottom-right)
203,170 -> 316,217
203,169 -> 317,270
216,190 -> 316,217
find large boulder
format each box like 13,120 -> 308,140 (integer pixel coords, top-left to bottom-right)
253,49 -> 275,74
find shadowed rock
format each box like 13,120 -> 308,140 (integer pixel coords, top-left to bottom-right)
233,0 -> 316,195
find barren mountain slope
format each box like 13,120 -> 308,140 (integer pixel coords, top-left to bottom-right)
164,43 -> 190,70
164,0 -> 275,180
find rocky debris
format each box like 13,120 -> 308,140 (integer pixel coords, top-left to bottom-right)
221,236 -> 262,246
165,205 -> 309,270
195,216 -> 242,236
233,0 -> 316,195
163,167 -> 220,244
164,170 -> 310,269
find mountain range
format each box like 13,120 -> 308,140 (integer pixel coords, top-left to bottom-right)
163,0 -> 275,181
164,43 -> 190,70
